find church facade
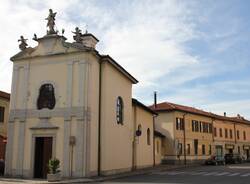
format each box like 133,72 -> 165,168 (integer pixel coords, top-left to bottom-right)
5,10 -> 158,178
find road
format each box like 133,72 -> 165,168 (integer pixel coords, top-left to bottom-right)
100,163 -> 250,184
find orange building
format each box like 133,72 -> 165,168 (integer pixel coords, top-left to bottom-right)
151,102 -> 250,164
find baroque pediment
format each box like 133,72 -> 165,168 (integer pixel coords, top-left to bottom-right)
11,34 -> 92,61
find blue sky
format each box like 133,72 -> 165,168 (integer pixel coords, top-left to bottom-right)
0,0 -> 250,118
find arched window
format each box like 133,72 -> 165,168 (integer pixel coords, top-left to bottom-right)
37,83 -> 56,110
147,128 -> 151,145
116,96 -> 123,124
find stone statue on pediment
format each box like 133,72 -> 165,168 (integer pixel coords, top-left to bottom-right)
72,27 -> 83,43
46,9 -> 57,35
18,36 -> 28,50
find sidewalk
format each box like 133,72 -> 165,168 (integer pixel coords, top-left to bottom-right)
0,164 -> 198,184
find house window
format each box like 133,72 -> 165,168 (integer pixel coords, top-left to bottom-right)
178,143 -> 182,155
187,144 -> 191,155
209,145 -> 212,155
199,121 -> 202,132
176,117 -> 184,130
192,120 -> 195,131
192,120 -> 199,132
202,145 -> 206,155
156,141 -> 160,154
214,127 -> 217,137
37,83 -> 56,110
147,128 -> 151,145
230,129 -> 233,139
225,129 -> 228,138
237,130 -> 240,140
0,106 -> 4,122
209,124 -> 212,133
194,139 -> 198,155
219,128 -> 223,137
243,131 -> 246,140
116,96 -> 123,124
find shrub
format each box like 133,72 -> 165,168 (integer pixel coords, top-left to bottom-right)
48,158 -> 60,174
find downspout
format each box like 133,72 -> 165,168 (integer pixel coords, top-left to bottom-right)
153,114 -> 156,166
98,60 -> 102,176
132,104 -> 137,170
183,113 -> 187,165
234,122 -> 237,144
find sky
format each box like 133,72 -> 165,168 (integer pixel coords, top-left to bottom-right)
0,0 -> 250,119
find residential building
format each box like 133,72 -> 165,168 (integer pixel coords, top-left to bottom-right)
151,102 -> 250,164
0,91 -> 10,160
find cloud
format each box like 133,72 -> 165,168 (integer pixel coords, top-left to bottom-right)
0,0 -> 249,119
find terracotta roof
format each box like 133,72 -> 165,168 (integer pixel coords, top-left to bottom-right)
150,102 -> 212,117
150,102 -> 250,125
0,91 -> 10,100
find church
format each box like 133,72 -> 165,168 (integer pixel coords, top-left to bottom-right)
5,10 -> 160,178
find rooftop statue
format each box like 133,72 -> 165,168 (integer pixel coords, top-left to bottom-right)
18,36 -> 28,51
72,27 -> 83,43
46,9 -> 57,35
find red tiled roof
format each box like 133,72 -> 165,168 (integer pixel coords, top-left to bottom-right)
0,91 -> 10,100
150,102 -> 250,125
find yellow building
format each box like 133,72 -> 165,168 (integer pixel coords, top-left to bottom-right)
5,10 -> 156,179
151,102 -> 250,164
0,91 -> 10,160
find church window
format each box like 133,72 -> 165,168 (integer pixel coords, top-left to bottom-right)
37,83 -> 56,110
116,96 -> 123,124
147,128 -> 151,145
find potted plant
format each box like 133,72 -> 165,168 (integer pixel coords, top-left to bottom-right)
47,158 -> 61,182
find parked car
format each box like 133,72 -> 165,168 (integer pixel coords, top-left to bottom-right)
224,153 -> 242,164
205,155 -> 225,165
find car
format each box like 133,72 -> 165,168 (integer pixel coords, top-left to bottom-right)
205,155 -> 225,165
224,153 -> 242,164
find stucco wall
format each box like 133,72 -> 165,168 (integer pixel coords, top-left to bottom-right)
100,61 -> 133,174
132,105 -> 154,168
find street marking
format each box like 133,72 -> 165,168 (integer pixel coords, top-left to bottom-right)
215,172 -> 230,176
167,171 -> 185,175
190,172 -> 208,175
203,172 -> 219,176
240,173 -> 250,177
228,173 -> 240,176
228,166 -> 250,169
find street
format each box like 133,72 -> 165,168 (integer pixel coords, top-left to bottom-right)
100,163 -> 250,184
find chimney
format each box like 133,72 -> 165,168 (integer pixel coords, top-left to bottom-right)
224,112 -> 226,117
154,91 -> 157,109
81,32 -> 99,49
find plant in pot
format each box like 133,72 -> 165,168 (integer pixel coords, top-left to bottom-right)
47,158 -> 61,182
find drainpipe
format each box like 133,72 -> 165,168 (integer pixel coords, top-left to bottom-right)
234,122 -> 237,152
132,104 -> 137,170
97,60 -> 103,176
153,114 -> 156,167
183,113 -> 188,165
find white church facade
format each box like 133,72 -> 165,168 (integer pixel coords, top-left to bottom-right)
4,10 -> 160,178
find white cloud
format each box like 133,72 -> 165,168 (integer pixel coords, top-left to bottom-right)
0,0 -> 249,120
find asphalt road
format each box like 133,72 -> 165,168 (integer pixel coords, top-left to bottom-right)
99,163 -> 250,184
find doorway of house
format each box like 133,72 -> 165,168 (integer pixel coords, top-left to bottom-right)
34,137 -> 53,178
